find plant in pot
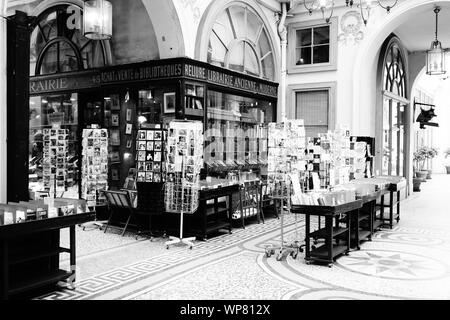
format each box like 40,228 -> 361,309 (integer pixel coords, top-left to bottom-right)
425,147 -> 438,179
445,148 -> 450,174
413,148 -> 429,189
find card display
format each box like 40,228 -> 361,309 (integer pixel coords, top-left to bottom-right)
135,128 -> 167,183
164,120 -> 204,214
42,127 -> 69,194
82,128 -> 109,206
267,120 -> 306,198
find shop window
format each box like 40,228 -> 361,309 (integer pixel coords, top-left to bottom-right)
28,94 -> 80,198
288,18 -> 337,73
206,4 -> 275,81
30,4 -> 109,76
295,89 -> 329,137
205,90 -> 274,170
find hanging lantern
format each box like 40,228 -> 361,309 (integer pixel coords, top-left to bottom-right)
83,0 -> 112,40
426,7 -> 446,75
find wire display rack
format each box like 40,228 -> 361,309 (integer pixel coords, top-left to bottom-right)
164,120 -> 203,249
264,120 -> 307,261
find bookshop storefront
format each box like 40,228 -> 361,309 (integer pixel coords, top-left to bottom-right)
23,58 -> 278,202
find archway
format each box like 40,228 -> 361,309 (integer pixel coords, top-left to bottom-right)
352,0 -> 450,193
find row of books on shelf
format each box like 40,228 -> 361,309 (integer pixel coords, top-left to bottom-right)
0,198 -> 90,226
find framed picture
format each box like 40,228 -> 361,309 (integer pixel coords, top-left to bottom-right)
163,92 -> 176,114
111,113 -> 119,127
126,109 -> 132,122
110,94 -> 121,110
110,130 -> 120,146
110,151 -> 120,162
126,123 -> 133,135
111,168 -> 119,181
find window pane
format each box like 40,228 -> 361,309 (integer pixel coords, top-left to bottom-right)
228,41 -> 245,72
29,94 -> 79,199
296,90 -> 329,127
313,26 -> 329,45
296,48 -> 312,65
296,29 -> 312,47
382,99 -> 390,175
206,90 -> 274,167
40,43 -> 58,74
313,45 -> 330,64
208,35 -> 227,67
228,6 -> 246,38
59,41 -> 79,73
305,126 -> 328,138
247,11 -> 262,44
244,42 -> 260,76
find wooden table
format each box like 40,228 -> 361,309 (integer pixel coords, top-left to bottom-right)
188,184 -> 240,240
291,200 -> 363,267
0,212 -> 95,300
376,180 -> 406,229
349,190 -> 383,249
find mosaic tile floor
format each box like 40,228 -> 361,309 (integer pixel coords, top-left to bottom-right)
37,174 -> 450,300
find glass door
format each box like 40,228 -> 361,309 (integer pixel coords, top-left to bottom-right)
382,96 -> 406,177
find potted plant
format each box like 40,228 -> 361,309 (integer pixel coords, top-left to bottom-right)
413,147 -> 429,182
445,148 -> 450,174
425,147 -> 438,179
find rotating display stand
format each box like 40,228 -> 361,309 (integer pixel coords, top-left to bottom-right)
164,120 -> 204,249
264,120 -> 307,261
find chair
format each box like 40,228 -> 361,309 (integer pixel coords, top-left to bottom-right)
103,190 -> 138,237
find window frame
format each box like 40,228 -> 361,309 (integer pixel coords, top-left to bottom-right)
287,17 -> 338,74
287,82 -> 337,133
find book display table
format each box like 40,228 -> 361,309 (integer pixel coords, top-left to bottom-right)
337,190 -> 383,249
291,200 -> 363,267
0,212 -> 95,299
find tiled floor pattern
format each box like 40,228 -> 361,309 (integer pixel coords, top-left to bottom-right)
37,174 -> 450,300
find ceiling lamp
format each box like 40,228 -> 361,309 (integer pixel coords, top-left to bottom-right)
426,7 -> 446,76
83,0 -> 112,40
303,0 -> 335,23
302,0 -> 398,25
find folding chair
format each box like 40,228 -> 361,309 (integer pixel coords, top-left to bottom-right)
103,190 -> 136,237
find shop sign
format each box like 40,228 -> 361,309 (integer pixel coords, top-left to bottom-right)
183,63 -> 278,98
30,73 -> 96,94
29,59 -> 278,97
99,64 -> 183,84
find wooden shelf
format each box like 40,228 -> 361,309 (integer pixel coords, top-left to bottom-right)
185,108 -> 204,117
310,227 -> 348,239
309,244 -> 348,259
358,229 -> 372,241
9,269 -> 72,296
358,213 -> 371,222
206,207 -> 229,216
9,247 -> 70,266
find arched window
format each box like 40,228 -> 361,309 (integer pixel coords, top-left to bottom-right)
206,3 -> 275,80
383,43 -> 407,98
30,4 -> 109,76
380,37 -> 409,177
